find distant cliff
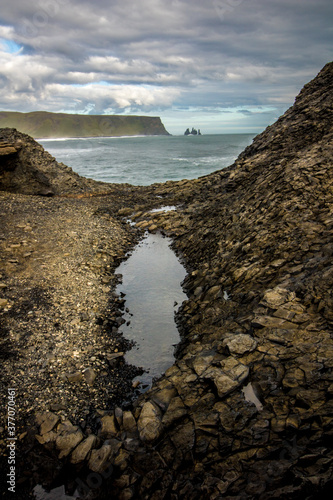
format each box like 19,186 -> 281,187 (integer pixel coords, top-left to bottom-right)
0,111 -> 170,138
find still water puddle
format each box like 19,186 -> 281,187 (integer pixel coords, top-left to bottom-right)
116,232 -> 187,388
150,205 -> 177,213
242,383 -> 263,411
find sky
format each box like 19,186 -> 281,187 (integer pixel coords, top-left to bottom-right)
0,0 -> 332,135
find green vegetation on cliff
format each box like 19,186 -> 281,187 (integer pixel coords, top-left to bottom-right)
0,111 -> 170,138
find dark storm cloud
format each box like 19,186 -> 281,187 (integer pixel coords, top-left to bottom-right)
0,0 -> 332,132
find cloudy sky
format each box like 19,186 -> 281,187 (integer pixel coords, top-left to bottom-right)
0,0 -> 332,134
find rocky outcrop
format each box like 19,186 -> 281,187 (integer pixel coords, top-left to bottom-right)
90,62 -> 332,498
137,62 -> 333,498
184,127 -> 201,135
0,128 -> 114,196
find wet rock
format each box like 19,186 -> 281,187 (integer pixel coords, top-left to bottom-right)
191,352 -> 216,376
282,367 -> 306,388
252,315 -> 298,329
261,287 -> 295,308
118,208 -> 133,216
286,414 -> 300,429
169,420 -> 195,453
203,284 -> 222,301
206,368 -> 244,397
113,448 -> 130,471
115,407 -> 123,426
106,352 -> 125,365
35,430 -> 58,445
137,402 -> 163,443
296,389 -> 326,409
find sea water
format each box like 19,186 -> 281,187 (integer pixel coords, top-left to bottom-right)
39,134 -> 254,185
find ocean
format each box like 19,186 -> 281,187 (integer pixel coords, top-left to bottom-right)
39,133 -> 255,186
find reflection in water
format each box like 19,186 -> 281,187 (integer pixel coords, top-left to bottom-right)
116,232 -> 187,387
150,205 -> 177,213
242,383 -> 263,411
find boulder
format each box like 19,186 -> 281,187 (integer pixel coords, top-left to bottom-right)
56,425 -> 84,459
36,412 -> 60,435
100,415 -> 118,437
122,411 -> 137,433
223,333 -> 258,356
137,402 -> 163,443
261,287 -> 296,308
88,444 -> 113,473
70,434 -> 98,464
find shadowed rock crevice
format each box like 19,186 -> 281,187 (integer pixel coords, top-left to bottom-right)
0,128 -> 115,196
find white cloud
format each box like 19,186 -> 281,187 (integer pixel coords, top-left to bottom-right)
39,82 -> 181,112
87,55 -> 156,77
0,25 -> 16,39
0,50 -> 56,92
0,0 -> 331,133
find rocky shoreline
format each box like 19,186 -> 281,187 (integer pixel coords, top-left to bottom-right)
0,184 -> 171,498
1,62 -> 333,499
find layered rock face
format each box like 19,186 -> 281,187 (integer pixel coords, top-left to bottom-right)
135,63 -> 333,498
0,128 -> 113,196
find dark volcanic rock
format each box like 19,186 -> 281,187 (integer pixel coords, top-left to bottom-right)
104,62 -> 333,499
1,62 -> 333,499
0,128 -> 113,196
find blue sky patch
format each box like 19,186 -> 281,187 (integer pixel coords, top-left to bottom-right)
1,38 -> 22,54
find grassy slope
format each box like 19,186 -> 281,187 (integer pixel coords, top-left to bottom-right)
0,111 -> 170,138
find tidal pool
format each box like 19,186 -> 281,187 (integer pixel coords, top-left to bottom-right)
116,232 -> 187,387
